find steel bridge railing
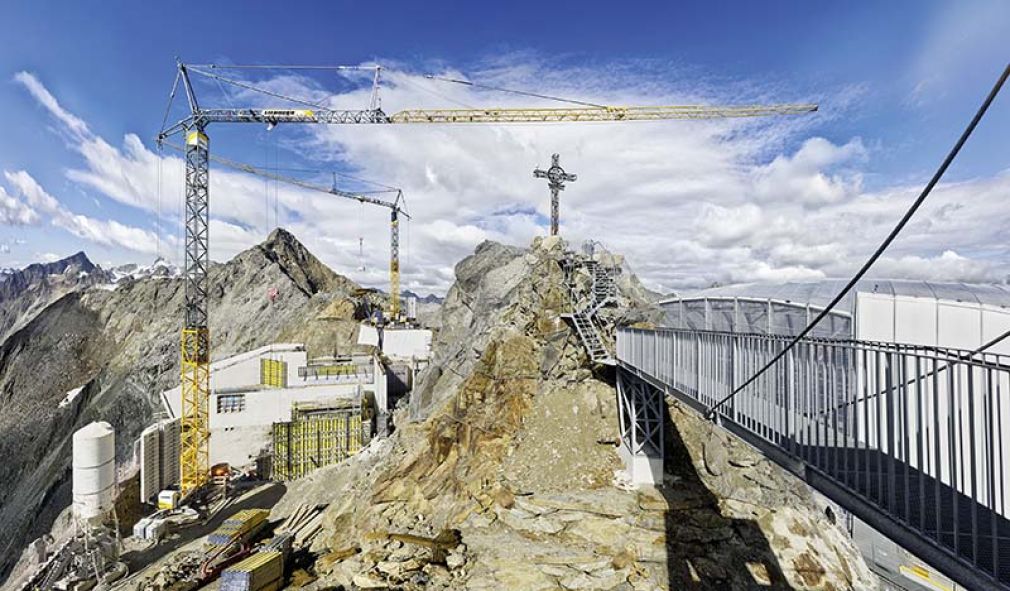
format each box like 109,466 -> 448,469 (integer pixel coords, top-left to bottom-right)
617,326 -> 1010,590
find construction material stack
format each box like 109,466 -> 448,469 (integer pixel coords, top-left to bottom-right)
140,418 -> 182,503
273,503 -> 325,549
220,551 -> 284,591
208,509 -> 270,546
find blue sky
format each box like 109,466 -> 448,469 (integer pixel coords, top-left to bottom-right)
0,1 -> 1007,293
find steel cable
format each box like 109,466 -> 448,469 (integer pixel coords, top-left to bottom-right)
706,62 -> 1010,419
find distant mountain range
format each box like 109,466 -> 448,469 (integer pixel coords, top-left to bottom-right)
401,289 -> 444,304
107,257 -> 181,282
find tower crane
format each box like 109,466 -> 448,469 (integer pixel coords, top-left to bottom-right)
157,61 -> 817,497
162,145 -> 409,321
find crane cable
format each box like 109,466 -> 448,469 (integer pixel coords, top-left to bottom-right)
424,74 -> 609,109
187,66 -> 334,111
706,62 -> 1010,419
156,144 -> 163,264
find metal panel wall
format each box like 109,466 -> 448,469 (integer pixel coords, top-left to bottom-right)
160,418 -> 181,490
139,424 -> 161,502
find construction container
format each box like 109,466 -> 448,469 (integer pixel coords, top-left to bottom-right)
271,411 -> 365,481
220,550 -> 283,591
133,518 -> 151,539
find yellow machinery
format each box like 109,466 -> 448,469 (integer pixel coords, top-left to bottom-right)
157,489 -> 182,510
157,61 -> 816,496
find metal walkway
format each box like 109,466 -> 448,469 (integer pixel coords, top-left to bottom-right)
617,327 -> 1010,591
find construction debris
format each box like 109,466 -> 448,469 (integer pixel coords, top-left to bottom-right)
16,527 -> 125,591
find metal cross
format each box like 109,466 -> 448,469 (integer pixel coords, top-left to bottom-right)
533,153 -> 577,236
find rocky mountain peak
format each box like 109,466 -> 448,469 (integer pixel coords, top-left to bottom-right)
12,251 -> 95,280
251,227 -> 356,297
0,251 -> 107,308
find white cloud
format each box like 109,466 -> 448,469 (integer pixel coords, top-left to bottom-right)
0,186 -> 40,226
873,250 -> 993,282
54,214 -> 160,255
11,61 -> 1009,295
4,170 -> 63,214
14,72 -> 90,138
753,137 -> 866,206
3,169 -> 164,255
694,203 -> 764,247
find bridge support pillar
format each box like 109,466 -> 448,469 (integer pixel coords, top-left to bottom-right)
616,368 -> 665,486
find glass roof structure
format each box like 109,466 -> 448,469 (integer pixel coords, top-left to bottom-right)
657,278 -> 1010,339
660,279 -> 1010,311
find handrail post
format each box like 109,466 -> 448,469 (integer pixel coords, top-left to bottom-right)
786,345 -> 795,455
729,333 -> 737,424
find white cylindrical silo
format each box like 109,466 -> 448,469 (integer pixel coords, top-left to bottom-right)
72,421 -> 116,522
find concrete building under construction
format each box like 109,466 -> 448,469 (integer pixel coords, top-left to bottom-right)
134,323 -> 432,502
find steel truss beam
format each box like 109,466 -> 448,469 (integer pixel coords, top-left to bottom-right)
617,368 -> 665,458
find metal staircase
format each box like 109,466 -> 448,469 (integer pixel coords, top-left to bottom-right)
562,252 -> 618,365
570,306 -> 613,364
589,261 -> 618,314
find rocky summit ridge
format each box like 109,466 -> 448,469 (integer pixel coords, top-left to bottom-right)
263,235 -> 875,591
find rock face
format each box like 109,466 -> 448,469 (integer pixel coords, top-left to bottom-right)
0,228 -> 369,583
272,237 -> 875,591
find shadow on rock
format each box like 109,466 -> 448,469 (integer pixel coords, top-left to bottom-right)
658,400 -> 793,590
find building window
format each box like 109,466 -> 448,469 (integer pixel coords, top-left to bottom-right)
217,394 -> 245,413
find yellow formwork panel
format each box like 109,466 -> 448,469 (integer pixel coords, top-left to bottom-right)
260,358 -> 288,388
272,412 -> 367,481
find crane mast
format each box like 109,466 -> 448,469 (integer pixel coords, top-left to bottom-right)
180,127 -> 210,496
158,61 -> 817,496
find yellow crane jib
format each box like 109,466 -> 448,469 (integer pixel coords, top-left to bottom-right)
387,103 -> 818,124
